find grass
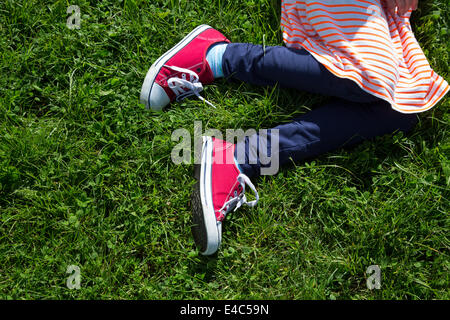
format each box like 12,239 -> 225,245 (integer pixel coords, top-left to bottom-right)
0,0 -> 448,299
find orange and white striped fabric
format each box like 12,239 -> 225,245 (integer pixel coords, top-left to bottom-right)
281,0 -> 449,113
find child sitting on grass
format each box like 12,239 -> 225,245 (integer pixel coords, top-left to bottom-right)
139,0 -> 449,255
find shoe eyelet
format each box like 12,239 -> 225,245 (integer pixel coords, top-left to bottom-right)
197,68 -> 201,73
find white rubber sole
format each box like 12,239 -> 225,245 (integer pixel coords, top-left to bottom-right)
199,136 -> 221,255
139,24 -> 213,111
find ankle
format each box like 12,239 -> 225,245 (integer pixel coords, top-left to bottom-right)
206,42 -> 228,79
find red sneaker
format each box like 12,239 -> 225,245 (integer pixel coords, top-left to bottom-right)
140,25 -> 230,111
191,136 -> 259,255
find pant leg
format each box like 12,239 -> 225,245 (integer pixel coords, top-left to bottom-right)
222,43 -> 378,104
236,99 -> 418,178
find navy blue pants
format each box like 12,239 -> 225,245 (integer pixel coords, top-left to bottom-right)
222,43 -> 418,177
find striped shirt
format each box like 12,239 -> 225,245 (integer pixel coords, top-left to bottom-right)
281,0 -> 449,113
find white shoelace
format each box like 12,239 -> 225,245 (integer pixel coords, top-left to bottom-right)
164,65 -> 217,108
218,173 -> 259,218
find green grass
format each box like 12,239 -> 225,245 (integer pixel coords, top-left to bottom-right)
0,0 -> 448,299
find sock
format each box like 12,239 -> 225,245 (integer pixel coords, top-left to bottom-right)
206,42 -> 228,79
234,155 -> 244,173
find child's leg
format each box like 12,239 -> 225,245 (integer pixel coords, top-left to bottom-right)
221,43 -> 377,104
191,96 -> 419,255
192,43 -> 419,256
236,99 -> 418,178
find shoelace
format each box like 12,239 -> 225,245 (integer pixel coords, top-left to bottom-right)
164,65 -> 217,108
218,173 -> 259,219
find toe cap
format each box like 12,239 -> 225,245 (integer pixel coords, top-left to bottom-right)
140,82 -> 170,111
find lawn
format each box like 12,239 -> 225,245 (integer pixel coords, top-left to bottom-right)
0,0 -> 448,299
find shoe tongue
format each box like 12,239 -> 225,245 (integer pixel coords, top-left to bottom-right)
211,138 -> 240,217
212,139 -> 235,165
